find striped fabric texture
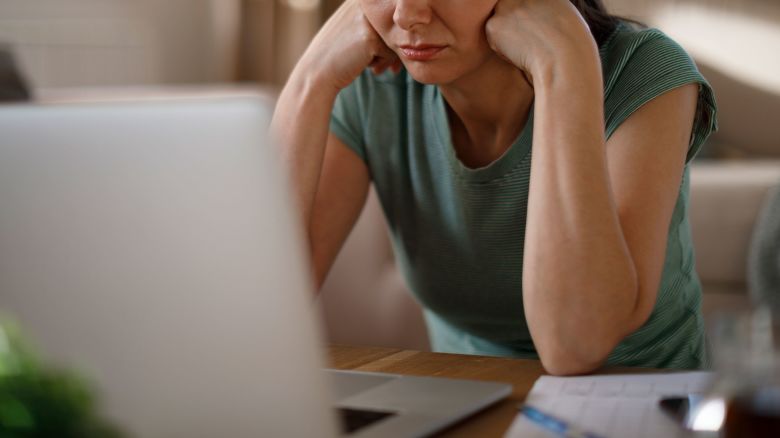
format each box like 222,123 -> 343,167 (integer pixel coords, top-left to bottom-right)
329,22 -> 718,369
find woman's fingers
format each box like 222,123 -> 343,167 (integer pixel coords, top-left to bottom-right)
370,61 -> 387,75
358,8 -> 401,75
368,56 -> 385,73
368,49 -> 401,75
372,59 -> 402,75
370,59 -> 394,75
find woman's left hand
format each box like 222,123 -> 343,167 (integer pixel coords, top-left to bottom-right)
485,0 -> 599,83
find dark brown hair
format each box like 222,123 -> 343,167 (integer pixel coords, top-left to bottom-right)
570,0 -> 642,46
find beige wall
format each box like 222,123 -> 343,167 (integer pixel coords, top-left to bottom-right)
0,0 -> 241,89
239,0 -> 321,85
0,0 -> 323,89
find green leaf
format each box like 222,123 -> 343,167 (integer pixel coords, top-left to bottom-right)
0,397 -> 34,429
0,318 -> 124,437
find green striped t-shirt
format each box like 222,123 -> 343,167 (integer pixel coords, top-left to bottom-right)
329,22 -> 718,369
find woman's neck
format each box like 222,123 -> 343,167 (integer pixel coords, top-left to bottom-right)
439,54 -> 534,168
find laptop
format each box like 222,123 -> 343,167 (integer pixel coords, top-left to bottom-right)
0,93 -> 511,437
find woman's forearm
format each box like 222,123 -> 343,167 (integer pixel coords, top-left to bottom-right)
523,48 -> 639,374
271,68 -> 339,228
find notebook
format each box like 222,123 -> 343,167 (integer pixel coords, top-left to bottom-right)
506,371 -> 714,438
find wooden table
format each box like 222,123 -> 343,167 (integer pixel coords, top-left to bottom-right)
328,345 -> 655,437
328,344 -> 547,437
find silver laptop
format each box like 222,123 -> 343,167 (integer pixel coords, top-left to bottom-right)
0,93 -> 511,437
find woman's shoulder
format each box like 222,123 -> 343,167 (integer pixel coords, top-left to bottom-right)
334,66 -> 420,117
602,20 -> 673,48
334,66 -> 426,126
600,21 -> 700,85
599,20 -> 718,161
330,66 -> 424,161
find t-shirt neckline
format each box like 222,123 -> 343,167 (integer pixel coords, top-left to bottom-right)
424,22 -> 627,184
428,85 -> 534,183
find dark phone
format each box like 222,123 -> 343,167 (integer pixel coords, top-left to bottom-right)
659,395 -> 695,424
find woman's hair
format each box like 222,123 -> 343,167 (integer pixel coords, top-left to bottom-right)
570,0 -> 642,46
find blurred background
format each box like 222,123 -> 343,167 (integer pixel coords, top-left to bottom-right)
1,0 -> 777,156
0,0 -> 776,155
1,0 -> 779,350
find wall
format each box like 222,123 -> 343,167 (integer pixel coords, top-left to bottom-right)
0,0 -> 241,89
239,0 -> 320,85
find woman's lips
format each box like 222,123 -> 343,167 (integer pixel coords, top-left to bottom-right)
399,45 -> 446,61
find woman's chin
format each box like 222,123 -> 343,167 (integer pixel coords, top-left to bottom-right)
403,63 -> 459,85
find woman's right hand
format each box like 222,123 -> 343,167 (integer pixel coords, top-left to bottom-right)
297,0 -> 401,92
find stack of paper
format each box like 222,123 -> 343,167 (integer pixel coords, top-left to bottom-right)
505,371 -> 714,438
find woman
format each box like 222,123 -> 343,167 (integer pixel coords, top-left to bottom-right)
271,0 -> 717,375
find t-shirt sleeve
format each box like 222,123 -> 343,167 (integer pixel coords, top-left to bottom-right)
603,28 -> 718,164
329,74 -> 368,162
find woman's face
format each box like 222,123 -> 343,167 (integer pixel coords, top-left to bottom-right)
360,0 -> 499,84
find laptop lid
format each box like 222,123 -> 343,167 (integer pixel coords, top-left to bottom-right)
0,95 -> 338,437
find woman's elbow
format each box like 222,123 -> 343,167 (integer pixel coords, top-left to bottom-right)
539,349 -> 606,376
535,334 -> 620,376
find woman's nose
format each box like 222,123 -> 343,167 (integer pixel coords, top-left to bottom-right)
393,0 -> 432,30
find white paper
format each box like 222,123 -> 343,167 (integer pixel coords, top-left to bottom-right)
504,371 -> 714,438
